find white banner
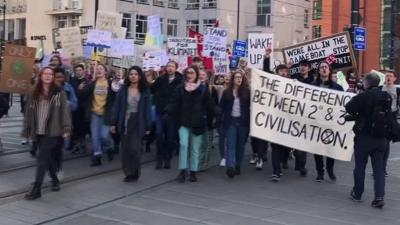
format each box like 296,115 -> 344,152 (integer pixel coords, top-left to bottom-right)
143,55 -> 161,71
250,69 -> 355,161
248,33 -> 273,69
96,11 -> 123,37
110,39 -> 135,58
214,55 -> 229,76
59,27 -> 83,58
203,27 -> 227,59
148,15 -> 161,36
87,30 -> 112,48
167,37 -> 197,56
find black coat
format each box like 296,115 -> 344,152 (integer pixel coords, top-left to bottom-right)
166,83 -> 219,135
311,79 -> 344,91
220,88 -> 251,128
151,72 -> 183,116
0,92 -> 9,119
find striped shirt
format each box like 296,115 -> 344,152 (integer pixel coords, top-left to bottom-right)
36,97 -> 50,135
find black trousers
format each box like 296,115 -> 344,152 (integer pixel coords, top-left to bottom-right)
121,113 -> 142,177
271,144 -> 291,175
250,137 -> 268,160
294,150 -> 307,170
314,155 -> 334,175
35,136 -> 63,183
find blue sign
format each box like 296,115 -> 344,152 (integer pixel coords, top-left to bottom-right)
354,27 -> 366,51
230,55 -> 240,69
233,40 -> 247,57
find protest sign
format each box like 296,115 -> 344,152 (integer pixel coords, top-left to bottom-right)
112,56 -> 136,69
250,69 -> 355,161
248,33 -> 273,69
110,39 -> 134,58
233,40 -> 247,57
148,15 -> 161,36
188,28 -> 213,70
214,56 -> 229,76
53,26 -> 92,50
143,55 -> 161,71
167,37 -> 197,56
0,44 -> 36,94
203,27 -> 228,60
145,50 -> 169,66
282,32 -> 356,76
336,71 -> 350,91
96,11 -> 123,37
86,30 -> 112,48
59,27 -> 83,58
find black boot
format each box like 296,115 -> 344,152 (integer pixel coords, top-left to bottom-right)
327,169 -> 337,181
106,149 -> 114,161
176,170 -> 186,183
163,159 -> 171,169
145,142 -> 151,152
226,167 -> 235,179
90,155 -> 102,167
25,182 -> 42,200
155,157 -> 163,169
235,166 -> 241,175
51,178 -> 60,192
189,171 -> 197,182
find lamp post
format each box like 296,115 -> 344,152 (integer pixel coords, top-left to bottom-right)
236,0 -> 240,40
0,0 -> 5,71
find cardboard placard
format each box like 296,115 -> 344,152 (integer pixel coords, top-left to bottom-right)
96,11 -> 123,37
86,30 -> 112,48
203,27 -> 228,60
59,27 -> 83,58
0,44 -> 36,94
110,39 -> 135,58
167,37 -> 197,56
282,32 -> 356,76
248,33 -> 273,69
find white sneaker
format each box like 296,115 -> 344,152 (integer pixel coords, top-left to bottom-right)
249,155 -> 257,164
219,158 -> 226,167
256,159 -> 263,170
21,140 -> 28,145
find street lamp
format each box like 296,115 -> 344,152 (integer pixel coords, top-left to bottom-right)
0,0 -> 5,71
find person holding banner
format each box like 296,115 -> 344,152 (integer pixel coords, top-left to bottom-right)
291,60 -> 314,177
311,62 -> 344,182
151,61 -> 183,169
85,64 -> 115,166
220,70 -> 251,178
111,66 -> 152,182
165,65 -> 219,182
23,67 -> 72,200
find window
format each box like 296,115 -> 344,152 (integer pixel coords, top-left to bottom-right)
53,0 -> 62,10
55,15 -> 68,28
137,0 -> 149,4
304,9 -> 309,28
186,20 -> 199,35
71,15 -> 80,27
136,15 -> 147,40
312,0 -> 322,20
187,0 -> 199,9
122,13 -> 133,38
167,19 -> 178,36
203,19 -> 216,32
153,0 -> 164,7
312,25 -> 321,39
17,18 -> 26,39
168,0 -> 178,8
7,20 -> 14,40
71,0 -> 80,9
203,0 -> 217,8
159,17 -> 164,34
382,7 -> 391,32
256,0 -> 271,27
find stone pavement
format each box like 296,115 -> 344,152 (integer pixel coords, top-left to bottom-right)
0,142 -> 399,225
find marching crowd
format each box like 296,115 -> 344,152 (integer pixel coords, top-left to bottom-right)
0,48 -> 397,210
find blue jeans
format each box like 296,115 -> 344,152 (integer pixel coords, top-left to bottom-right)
353,134 -> 387,199
90,113 -> 113,156
155,114 -> 178,161
218,125 -> 226,159
225,119 -> 249,168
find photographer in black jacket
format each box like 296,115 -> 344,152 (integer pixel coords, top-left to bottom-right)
345,72 -> 390,209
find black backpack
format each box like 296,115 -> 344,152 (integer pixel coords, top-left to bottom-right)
368,91 -> 393,138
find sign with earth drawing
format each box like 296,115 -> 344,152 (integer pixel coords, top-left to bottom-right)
0,44 -> 36,94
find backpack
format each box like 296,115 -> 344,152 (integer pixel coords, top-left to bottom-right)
368,91 -> 393,138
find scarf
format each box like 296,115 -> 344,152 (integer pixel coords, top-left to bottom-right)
185,81 -> 201,92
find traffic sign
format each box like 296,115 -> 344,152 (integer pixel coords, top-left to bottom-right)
354,27 -> 366,51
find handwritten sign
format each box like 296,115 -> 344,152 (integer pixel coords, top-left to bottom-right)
86,30 -> 112,48
96,11 -> 123,37
0,44 -> 36,94
167,37 -> 197,56
112,56 -> 136,69
59,27 -> 83,58
143,55 -> 161,71
203,27 -> 228,60
110,39 -> 135,58
250,69 -> 355,161
248,33 -> 273,69
282,32 -> 356,76
53,26 -> 92,50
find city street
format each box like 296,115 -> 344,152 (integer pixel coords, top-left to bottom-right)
0,101 -> 399,225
